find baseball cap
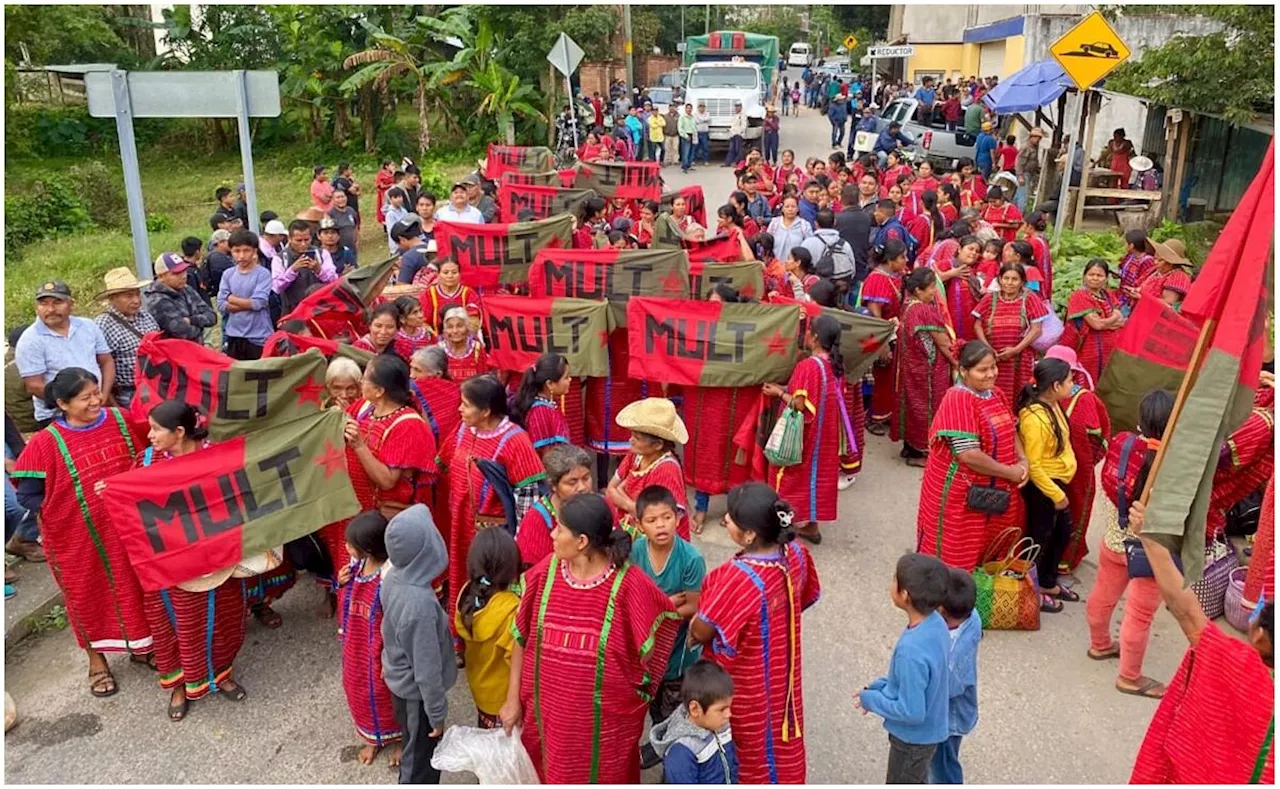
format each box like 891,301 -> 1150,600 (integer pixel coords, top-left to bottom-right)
211,229 -> 232,244
451,181 -> 469,192
461,173 -> 481,186
390,220 -> 421,241
153,252 -> 191,276
263,219 -> 288,235
34,280 -> 72,301
319,216 -> 338,231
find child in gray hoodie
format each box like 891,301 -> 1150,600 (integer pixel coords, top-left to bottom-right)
380,504 -> 457,784
649,661 -> 739,784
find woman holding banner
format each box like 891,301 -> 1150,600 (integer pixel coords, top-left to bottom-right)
12,368 -> 154,698
438,307 -> 491,382
135,400 -> 248,720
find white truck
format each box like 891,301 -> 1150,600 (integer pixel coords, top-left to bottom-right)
787,42 -> 812,67
683,60 -> 767,144
869,97 -> 1004,171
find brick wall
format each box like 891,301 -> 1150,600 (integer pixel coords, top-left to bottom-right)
578,54 -> 683,96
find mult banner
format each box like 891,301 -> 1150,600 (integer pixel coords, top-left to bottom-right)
436,214 -> 574,289
660,186 -> 707,227
498,183 -> 598,221
482,144 -> 554,181
626,297 -> 801,387
482,295 -> 611,378
804,304 -> 899,381
260,330 -> 375,366
501,170 -> 578,188
131,337 -> 327,440
527,248 -> 690,325
281,256 -> 396,340
103,409 -> 359,592
1096,296 -> 1202,434
689,260 -> 765,301
574,160 -> 663,201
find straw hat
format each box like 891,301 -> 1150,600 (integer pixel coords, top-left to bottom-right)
1153,238 -> 1193,268
1130,155 -> 1154,173
615,397 -> 688,445
296,206 -> 326,223
231,546 -> 284,579
1028,126 -> 1045,139
176,564 -> 236,593
95,267 -> 150,299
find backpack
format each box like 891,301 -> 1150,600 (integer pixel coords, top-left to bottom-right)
816,235 -> 855,280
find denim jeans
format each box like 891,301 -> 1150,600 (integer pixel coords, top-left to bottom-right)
651,141 -> 664,163
680,137 -> 695,170
927,734 -> 964,784
831,120 -> 845,146
696,132 -> 710,164
694,490 -> 710,513
763,130 -> 779,164
4,445 -> 36,542
725,134 -> 743,165
1015,184 -> 1030,213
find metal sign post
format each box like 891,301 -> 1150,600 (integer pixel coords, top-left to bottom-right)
109,71 -> 151,280
547,33 -> 586,149
233,70 -> 260,233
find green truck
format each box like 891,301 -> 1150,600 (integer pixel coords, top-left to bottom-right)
681,31 -> 780,143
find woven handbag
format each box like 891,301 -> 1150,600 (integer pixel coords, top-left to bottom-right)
1224,566 -> 1252,632
1190,538 -> 1239,619
764,406 -> 804,467
972,529 -> 1042,631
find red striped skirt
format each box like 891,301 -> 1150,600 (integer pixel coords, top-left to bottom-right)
143,581 -> 247,700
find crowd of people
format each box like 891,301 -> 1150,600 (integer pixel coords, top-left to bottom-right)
3,86 -> 1274,786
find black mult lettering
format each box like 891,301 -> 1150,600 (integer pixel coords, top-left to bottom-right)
560,315 -> 588,354
675,319 -> 703,360
243,368 -> 284,418
723,321 -> 754,363
644,313 -> 677,355
487,313 -> 516,350
189,475 -> 244,538
216,370 -> 251,421
137,490 -> 199,554
516,316 -> 545,353
621,262 -> 653,295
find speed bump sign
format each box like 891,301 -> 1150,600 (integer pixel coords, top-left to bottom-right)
1050,11 -> 1131,89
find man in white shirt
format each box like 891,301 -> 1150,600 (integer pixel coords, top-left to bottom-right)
694,103 -> 712,166
724,102 -> 747,167
433,182 -> 485,224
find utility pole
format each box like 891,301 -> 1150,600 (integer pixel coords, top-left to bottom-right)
622,3 -> 634,89
705,3 -> 710,34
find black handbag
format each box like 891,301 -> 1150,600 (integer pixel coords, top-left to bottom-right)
966,485 -> 1010,515
1113,435 -> 1184,578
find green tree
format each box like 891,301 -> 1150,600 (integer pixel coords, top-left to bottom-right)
1104,5 -> 1274,125
467,61 -> 547,144
4,5 -> 133,66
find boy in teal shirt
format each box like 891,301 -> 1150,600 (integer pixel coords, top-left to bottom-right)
629,485 -> 706,722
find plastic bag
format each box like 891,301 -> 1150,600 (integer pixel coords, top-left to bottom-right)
430,725 -> 540,784
1031,301 -> 1064,354
763,406 -> 804,467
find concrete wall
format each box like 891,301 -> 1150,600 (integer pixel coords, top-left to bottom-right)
906,44 -> 966,83
899,5 -> 972,43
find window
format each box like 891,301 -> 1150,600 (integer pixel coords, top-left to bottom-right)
687,67 -> 759,90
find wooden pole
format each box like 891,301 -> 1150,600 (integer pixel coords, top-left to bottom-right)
1071,89 -> 1098,231
1139,317 -> 1218,504
1168,115 -> 1193,222
1160,111 -> 1178,220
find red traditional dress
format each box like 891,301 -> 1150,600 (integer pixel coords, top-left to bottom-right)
772,355 -> 845,523
522,396 -> 571,452
12,408 -> 153,655
697,543 -> 821,784
939,202 -> 959,228
351,336 -> 392,356
857,267 -> 903,424
892,299 -> 953,452
981,201 -> 1022,243
1062,288 -> 1121,385
916,385 -> 1025,570
440,337 -> 491,382
912,176 -> 940,195
1130,624 -> 1274,784
1138,267 -> 1192,304
960,174 -> 987,202
135,443 -> 247,700
374,169 -> 395,225
972,290 -> 1049,409
410,376 -> 462,448
1206,399 -> 1274,541
612,452 -> 691,540
393,327 -> 435,362
931,249 -> 979,344
586,332 -> 646,455
840,374 -> 867,477
879,165 -> 911,196
515,496 -> 559,569
1025,233 -> 1054,301
1117,251 -> 1155,313
419,284 -> 482,334
1060,385 -> 1111,570
439,418 -> 544,627
556,377 -> 586,447
683,387 -> 760,496
512,555 -> 680,784
339,558 -> 401,746
1242,476 -> 1274,605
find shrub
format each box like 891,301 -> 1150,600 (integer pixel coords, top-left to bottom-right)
4,173 -> 93,252
146,212 -> 173,233
68,160 -> 128,230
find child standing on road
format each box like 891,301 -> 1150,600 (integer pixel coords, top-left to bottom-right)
454,527 -> 521,729
856,553 -> 951,784
929,568 -> 982,784
629,486 -> 706,722
338,512 -> 403,767
649,661 -> 740,784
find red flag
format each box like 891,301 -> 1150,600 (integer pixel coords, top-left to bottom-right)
279,257 -> 396,340
685,236 -> 744,263
435,215 -> 573,289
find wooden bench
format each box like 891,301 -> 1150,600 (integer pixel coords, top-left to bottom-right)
1068,187 -> 1163,230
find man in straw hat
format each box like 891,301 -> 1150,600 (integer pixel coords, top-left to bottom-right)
1014,126 -> 1044,212
144,252 -> 217,343
1138,238 -> 1195,309
94,267 -> 159,407
606,397 -> 692,539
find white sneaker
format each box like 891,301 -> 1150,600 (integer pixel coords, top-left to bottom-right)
838,474 -> 857,491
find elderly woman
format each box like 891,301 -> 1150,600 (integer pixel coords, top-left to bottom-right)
605,398 -> 691,540
326,357 -> 363,411
516,444 -> 595,568
438,306 -> 490,382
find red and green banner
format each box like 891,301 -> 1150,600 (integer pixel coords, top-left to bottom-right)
280,256 -> 397,340
660,185 -> 707,227
528,248 -> 689,324
685,235 -> 745,263
1141,142 -> 1274,581
103,409 -> 359,592
498,183 -> 598,221
689,260 -> 764,301
501,169 -> 578,188
481,295 -> 611,377
651,214 -> 687,248
131,337 -> 328,439
804,304 -> 899,381
574,160 -> 663,201
260,330 -> 375,367
626,297 -> 801,387
436,214 -> 573,289
482,144 -> 554,181
1096,296 -> 1201,433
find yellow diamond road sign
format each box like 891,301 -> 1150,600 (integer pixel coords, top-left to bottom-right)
843,34 -> 858,51
1050,11 -> 1131,90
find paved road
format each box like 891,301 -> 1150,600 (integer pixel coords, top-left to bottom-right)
4,108 -> 1187,784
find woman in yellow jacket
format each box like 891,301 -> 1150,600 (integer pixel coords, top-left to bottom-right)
1017,357 -> 1078,613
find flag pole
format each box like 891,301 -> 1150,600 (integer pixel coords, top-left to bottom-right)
1138,317 -> 1217,504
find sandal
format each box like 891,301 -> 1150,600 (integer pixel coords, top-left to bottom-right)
1039,594 -> 1063,613
1047,586 -> 1081,603
797,524 -> 823,545
88,669 -> 118,698
866,421 -> 888,437
130,652 -> 157,670
1116,677 -> 1166,698
1087,645 -> 1120,661
217,679 -> 247,702
168,689 -> 189,721
253,604 -> 283,629
692,511 -> 706,536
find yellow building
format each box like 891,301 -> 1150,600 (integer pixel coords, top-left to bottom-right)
886,5 -> 1040,85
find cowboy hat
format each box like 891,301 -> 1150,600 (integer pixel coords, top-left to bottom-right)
1129,155 -> 1154,173
95,267 -> 150,299
295,206 -> 326,223
1153,238 -> 1193,268
231,546 -> 284,579
616,397 -> 688,445
176,564 -> 236,593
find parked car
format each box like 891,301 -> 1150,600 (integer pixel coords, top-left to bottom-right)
869,97 -> 1008,170
645,86 -> 676,114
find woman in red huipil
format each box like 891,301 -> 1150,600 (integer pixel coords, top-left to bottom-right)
857,239 -> 907,433
438,376 -> 545,636
879,150 -> 911,197
12,368 -> 153,698
957,157 -> 988,202
1243,475 -> 1274,608
510,353 -> 572,455
691,483 -> 821,785
437,306 -> 490,382
893,270 -> 957,465
135,400 -> 248,720
1043,346 -> 1112,571
980,186 -> 1023,243
337,511 -> 403,766
931,233 -> 983,344
911,160 -> 940,195
1206,382 -> 1274,542
972,262 -> 1048,409
419,260 -> 482,335
500,493 -> 679,784
916,341 -> 1028,570
605,397 -> 692,539
1061,260 -> 1124,385
938,182 -> 961,228
577,130 -> 609,163
1020,210 -> 1055,300
352,303 -> 402,359
773,149 -> 805,192
374,159 -> 395,226
392,296 -> 435,362
515,445 -> 594,569
1136,239 -> 1194,310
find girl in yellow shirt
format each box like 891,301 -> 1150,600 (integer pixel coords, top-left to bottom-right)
455,528 -> 521,728
1016,357 -> 1079,613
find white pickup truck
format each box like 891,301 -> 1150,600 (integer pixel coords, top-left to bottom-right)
870,97 -> 992,170
682,60 -> 767,144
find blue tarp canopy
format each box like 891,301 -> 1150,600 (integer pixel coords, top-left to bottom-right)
982,59 -> 1078,113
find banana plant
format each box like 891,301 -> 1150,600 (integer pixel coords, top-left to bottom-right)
466,61 -> 547,145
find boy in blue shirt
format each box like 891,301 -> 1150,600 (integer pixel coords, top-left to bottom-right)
649,661 -> 739,784
930,568 -> 982,784
857,553 -> 952,783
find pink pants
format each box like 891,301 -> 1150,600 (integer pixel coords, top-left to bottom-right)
1085,546 -> 1161,682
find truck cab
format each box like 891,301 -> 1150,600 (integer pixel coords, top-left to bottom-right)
683,60 -> 767,143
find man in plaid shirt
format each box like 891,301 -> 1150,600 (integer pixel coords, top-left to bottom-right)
92,267 -> 159,408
